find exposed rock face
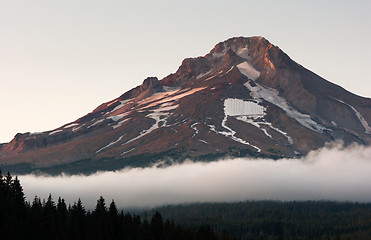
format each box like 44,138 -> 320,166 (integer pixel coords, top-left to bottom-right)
1,36 -> 370,173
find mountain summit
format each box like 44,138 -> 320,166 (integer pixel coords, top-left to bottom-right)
1,36 -> 371,174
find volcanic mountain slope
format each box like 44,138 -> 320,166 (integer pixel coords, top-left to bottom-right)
1,36 -> 371,173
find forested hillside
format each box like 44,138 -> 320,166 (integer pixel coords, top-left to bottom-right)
146,201 -> 371,239
1,171 -> 370,240
0,171 -> 218,240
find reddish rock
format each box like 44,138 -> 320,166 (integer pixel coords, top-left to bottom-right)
1,36 -> 370,172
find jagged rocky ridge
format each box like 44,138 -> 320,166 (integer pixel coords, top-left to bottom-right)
1,36 -> 371,173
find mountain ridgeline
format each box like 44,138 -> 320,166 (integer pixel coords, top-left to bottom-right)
1,36 -> 370,174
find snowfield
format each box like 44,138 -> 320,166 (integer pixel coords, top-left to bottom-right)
224,98 -> 265,117
207,98 -> 265,152
244,79 -> 327,133
237,60 -> 327,133
237,62 -> 260,81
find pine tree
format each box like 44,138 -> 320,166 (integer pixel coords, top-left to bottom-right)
56,197 -> 67,240
11,176 -> 25,207
31,196 -> 43,210
71,198 -> 86,216
44,194 -> 56,212
69,198 -> 86,239
151,211 -> 164,240
94,196 -> 107,217
109,199 -> 118,217
109,199 -> 119,237
57,197 -> 67,215
92,196 -> 110,240
43,194 -> 58,238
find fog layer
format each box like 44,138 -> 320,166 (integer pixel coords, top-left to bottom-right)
20,143 -> 371,209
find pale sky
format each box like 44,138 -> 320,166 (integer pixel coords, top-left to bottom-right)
1,0 -> 370,143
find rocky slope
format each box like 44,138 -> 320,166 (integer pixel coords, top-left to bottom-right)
1,36 -> 370,174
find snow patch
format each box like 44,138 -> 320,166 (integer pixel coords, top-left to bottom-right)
49,130 -> 63,135
96,135 -> 125,153
211,43 -> 227,58
163,86 -> 180,92
112,118 -> 130,129
244,80 -> 328,133
87,119 -> 105,128
237,62 -> 260,81
236,116 -> 293,144
221,115 -> 261,152
236,47 -> 250,60
121,148 -> 135,156
155,104 -> 179,112
206,98 -> 267,151
64,123 -> 79,129
198,139 -> 208,144
224,98 -> 265,117
196,69 -> 214,79
107,115 -> 124,122
222,98 -> 293,145
125,115 -> 161,144
72,124 -> 85,132
191,123 -> 199,137
138,87 -> 206,110
161,87 -> 206,102
111,99 -> 132,112
124,104 -> 178,145
29,132 -> 42,136
208,117 -> 261,152
236,116 -> 272,139
266,123 -> 294,145
332,98 -> 371,134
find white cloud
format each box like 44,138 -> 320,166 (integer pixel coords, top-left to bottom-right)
20,143 -> 371,209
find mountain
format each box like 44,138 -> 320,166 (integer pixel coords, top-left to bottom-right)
1,36 -> 371,174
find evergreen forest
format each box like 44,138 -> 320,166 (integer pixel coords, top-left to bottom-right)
1,171 -> 370,240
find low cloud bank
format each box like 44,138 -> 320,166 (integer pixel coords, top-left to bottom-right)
20,143 -> 371,209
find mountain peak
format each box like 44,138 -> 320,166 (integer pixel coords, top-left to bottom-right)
210,36 -> 270,52
161,36 -> 277,87
1,36 -> 371,174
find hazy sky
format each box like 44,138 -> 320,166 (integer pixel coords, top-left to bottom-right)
1,0 -> 370,143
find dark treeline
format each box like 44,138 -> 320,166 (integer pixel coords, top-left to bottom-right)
146,201 -> 371,240
1,171 -> 371,240
0,171 -> 220,240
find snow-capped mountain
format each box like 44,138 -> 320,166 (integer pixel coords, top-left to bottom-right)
1,36 -> 371,174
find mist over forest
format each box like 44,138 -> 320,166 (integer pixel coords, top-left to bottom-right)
19,143 -> 371,209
